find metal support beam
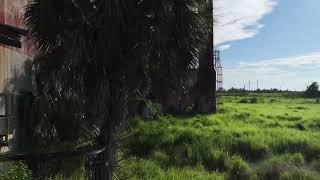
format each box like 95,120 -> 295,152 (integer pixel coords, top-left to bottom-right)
0,23 -> 28,48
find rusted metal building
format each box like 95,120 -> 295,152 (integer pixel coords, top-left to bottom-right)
0,0 -> 33,153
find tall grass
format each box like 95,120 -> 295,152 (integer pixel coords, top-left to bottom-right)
2,95 -> 320,179
118,95 -> 320,179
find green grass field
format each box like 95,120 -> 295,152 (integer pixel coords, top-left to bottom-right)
117,94 -> 320,180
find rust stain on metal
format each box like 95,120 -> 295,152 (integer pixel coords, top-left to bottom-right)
0,0 -> 33,93
0,0 -> 33,56
0,0 -> 34,153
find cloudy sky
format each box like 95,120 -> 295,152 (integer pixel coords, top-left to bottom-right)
215,0 -> 320,90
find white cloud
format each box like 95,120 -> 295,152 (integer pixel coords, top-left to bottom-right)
239,52 -> 320,68
214,0 -> 277,46
217,44 -> 231,51
224,52 -> 320,90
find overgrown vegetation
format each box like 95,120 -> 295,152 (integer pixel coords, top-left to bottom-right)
0,162 -> 86,180
304,82 -> 320,98
0,162 -> 32,180
23,0 -> 213,178
117,94 -> 320,179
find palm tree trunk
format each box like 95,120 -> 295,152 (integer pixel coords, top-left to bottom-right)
96,79 -> 127,180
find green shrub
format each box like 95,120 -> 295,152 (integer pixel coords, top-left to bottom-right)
68,167 -> 86,180
202,149 -> 229,172
311,160 -> 320,172
258,154 -> 309,180
227,157 -> 252,180
270,98 -> 277,103
192,116 -> 213,127
238,97 -> 259,104
233,112 -> 251,120
249,97 -> 258,103
280,170 -> 319,180
173,130 -> 202,146
272,136 -> 309,155
305,143 -> 320,161
0,162 -> 32,180
117,159 -> 163,180
172,140 -> 214,167
151,150 -> 170,166
239,98 -> 249,103
273,153 -> 305,167
288,153 -> 305,167
117,159 -> 224,180
47,174 -> 64,180
306,118 -> 320,130
128,130 -> 158,156
160,167 -> 224,180
232,138 -> 270,160
258,159 -> 289,180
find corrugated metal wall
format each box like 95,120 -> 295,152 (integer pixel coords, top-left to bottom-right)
0,0 -> 33,93
0,0 -> 33,153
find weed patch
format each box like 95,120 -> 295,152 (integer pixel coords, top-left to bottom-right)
120,95 -> 320,179
276,115 -> 302,121
231,138 -> 270,160
227,157 -> 253,180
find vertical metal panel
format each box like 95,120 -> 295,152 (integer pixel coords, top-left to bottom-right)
0,1 -> 4,23
0,0 -> 33,93
0,0 -> 33,153
0,0 -> 33,56
0,47 -> 30,93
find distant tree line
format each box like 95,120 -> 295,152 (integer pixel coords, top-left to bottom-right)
224,87 -> 293,94
224,82 -> 320,99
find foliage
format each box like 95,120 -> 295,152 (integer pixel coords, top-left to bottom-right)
238,97 -> 259,104
304,82 -> 320,98
0,162 -> 32,180
24,0 -> 213,177
238,98 -> 249,103
118,94 -> 320,179
224,88 -> 305,98
117,159 -> 224,180
227,157 -> 253,180
24,0 -> 213,139
226,87 -> 289,94
49,166 -> 87,180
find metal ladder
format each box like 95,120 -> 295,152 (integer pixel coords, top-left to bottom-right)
214,51 -> 223,110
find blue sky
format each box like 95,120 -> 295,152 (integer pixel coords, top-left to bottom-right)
215,0 -> 320,90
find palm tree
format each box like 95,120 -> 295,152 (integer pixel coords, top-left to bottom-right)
24,0 -> 213,178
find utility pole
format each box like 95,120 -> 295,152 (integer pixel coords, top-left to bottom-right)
249,80 -> 251,92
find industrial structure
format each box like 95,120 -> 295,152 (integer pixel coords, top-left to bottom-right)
214,50 -> 223,109
0,0 -> 32,153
